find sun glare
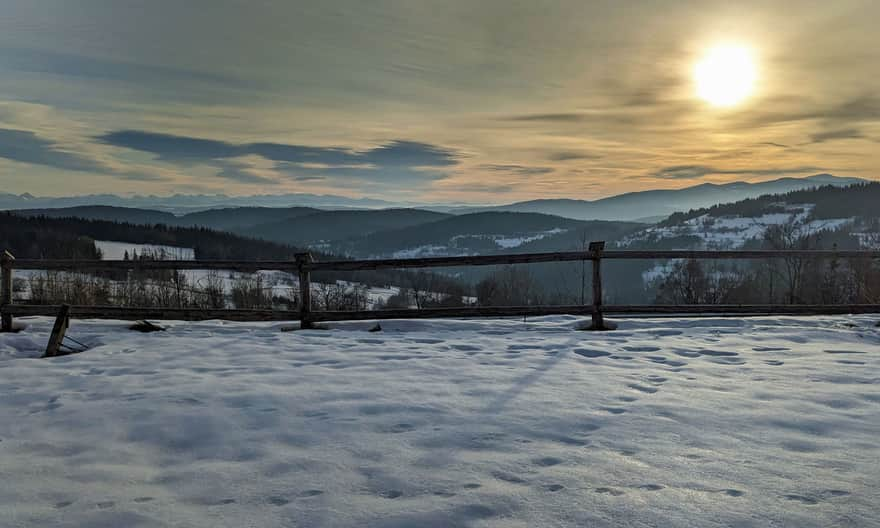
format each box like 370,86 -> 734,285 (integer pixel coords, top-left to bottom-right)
694,44 -> 757,107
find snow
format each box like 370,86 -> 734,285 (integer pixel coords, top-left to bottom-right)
392,245 -> 455,259
623,205 -> 855,250
96,241 -> 195,260
463,228 -> 567,249
1,315 -> 879,527
390,229 -> 569,257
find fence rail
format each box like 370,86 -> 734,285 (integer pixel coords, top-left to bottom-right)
3,245 -> 880,331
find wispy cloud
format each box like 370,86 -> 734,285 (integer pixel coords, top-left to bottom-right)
97,129 -> 460,186
650,165 -> 828,180
98,130 -> 458,167
0,127 -> 106,172
479,164 -> 554,176
809,128 -> 865,144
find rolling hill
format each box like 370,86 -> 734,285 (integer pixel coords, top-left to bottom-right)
620,182 -> 880,250
11,205 -> 321,232
240,208 -> 452,246
451,174 -> 867,221
332,212 -> 644,258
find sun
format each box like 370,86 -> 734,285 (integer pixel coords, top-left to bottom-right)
694,44 -> 757,107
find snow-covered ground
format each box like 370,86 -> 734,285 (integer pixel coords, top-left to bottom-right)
1,315 -> 878,527
96,241 -> 195,260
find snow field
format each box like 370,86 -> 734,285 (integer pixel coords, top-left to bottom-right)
0,315 -> 878,527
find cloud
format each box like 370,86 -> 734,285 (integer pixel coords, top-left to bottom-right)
757,142 -> 791,149
809,128 -> 865,144
0,47 -> 243,87
733,94 -> 880,131
650,165 -> 828,180
97,130 -> 243,162
214,160 -> 279,185
97,129 -> 460,187
479,164 -> 554,176
98,130 -> 459,168
503,113 -> 587,122
360,141 -> 458,168
545,151 -> 601,161
0,127 -> 107,172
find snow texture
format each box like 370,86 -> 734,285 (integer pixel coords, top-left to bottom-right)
1,315 -> 879,527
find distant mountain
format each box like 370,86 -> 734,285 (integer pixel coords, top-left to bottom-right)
452,174 -> 868,221
0,192 -> 401,213
241,208 -> 452,246
177,206 -> 319,231
332,211 -> 644,258
13,205 -> 178,225
12,205 -> 322,232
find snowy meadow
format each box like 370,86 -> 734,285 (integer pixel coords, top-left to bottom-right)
1,315 -> 878,527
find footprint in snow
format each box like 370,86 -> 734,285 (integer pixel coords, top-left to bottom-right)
573,348 -> 611,358
492,471 -> 527,484
298,490 -> 324,498
532,456 -> 563,467
623,345 -> 660,352
267,496 -> 290,506
595,487 -> 625,496
628,383 -> 658,394
377,490 -> 403,499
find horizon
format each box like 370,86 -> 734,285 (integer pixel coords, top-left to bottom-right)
1,2 -> 879,203
1,173 -> 865,209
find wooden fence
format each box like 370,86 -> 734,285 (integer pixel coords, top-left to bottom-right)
2,244 -> 880,332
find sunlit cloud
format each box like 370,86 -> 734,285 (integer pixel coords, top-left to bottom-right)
0,1 -> 876,200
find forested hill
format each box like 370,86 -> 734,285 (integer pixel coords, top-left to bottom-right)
619,182 -> 880,251
335,212 -> 643,257
0,212 -> 304,260
13,205 -> 322,232
659,182 -> 880,227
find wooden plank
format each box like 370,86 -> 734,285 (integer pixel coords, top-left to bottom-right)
311,305 -> 601,321
14,249 -> 880,274
304,249 -> 880,271
602,304 -> 880,315
600,250 -> 880,260
43,304 -> 70,357
13,259 -> 297,272
3,305 -> 301,321
3,302 -> 879,323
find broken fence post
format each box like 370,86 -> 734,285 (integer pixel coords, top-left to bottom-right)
44,304 -> 71,358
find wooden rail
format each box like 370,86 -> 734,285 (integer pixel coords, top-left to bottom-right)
14,249 -> 880,272
2,245 -> 880,331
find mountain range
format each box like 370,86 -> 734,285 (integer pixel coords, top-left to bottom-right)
448,174 -> 867,221
0,174 -> 867,221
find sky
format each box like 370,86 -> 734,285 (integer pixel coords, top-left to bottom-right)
0,0 -> 878,204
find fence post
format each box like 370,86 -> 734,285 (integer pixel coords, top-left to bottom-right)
589,241 -> 606,330
44,304 -> 71,358
295,252 -> 314,329
1,251 -> 14,332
